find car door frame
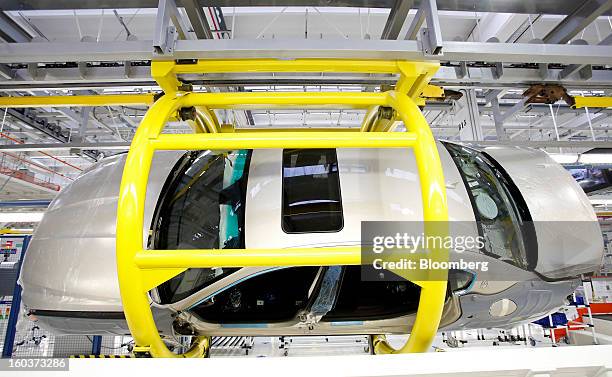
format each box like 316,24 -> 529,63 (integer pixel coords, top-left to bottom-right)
165,266 -> 326,330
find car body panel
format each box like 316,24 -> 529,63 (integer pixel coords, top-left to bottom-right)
481,146 -> 603,279
245,146 -> 477,252
18,151 -> 184,312
17,143 -> 602,336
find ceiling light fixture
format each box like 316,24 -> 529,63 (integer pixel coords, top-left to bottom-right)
0,212 -> 45,223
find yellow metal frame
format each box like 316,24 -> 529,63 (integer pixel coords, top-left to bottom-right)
572,96 -> 612,109
116,59 -> 448,357
0,229 -> 33,235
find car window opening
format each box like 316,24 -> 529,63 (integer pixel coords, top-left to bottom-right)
443,142 -> 537,270
150,150 -> 252,304
282,148 -> 344,233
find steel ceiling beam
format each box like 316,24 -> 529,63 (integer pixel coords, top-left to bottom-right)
0,94 -> 154,108
154,0 -> 194,54
5,108 -> 70,143
558,111 -> 609,138
2,66 -> 612,91
0,11 -> 30,81
2,39 -> 612,65
0,11 -> 31,43
3,108 -> 97,158
475,0 -> 611,141
559,33 -> 612,80
440,40 -> 612,65
180,0 -> 213,39
0,64 -> 14,80
5,61 -> 126,149
564,112 -> 610,138
504,15 -> 541,43
3,0 -> 612,15
56,107 -> 124,141
403,0 -> 436,41
381,0 -> 414,40
0,142 -> 131,152
543,0 -> 612,44
0,39 -> 152,64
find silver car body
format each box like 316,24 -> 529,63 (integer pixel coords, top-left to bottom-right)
18,143 -> 602,336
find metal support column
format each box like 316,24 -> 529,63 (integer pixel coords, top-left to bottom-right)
153,0 -> 192,55
0,12 -> 32,43
491,97 -> 510,141
381,0 -> 414,40
458,89 -> 483,141
74,107 -> 91,144
181,0 -> 213,39
404,0 -> 443,56
543,0 -> 612,45
1,235 -> 31,358
560,34 -> 612,80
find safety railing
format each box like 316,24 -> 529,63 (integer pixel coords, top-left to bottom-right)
116,59 -> 448,357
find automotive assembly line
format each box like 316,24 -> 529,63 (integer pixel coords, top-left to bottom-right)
0,1 -> 611,376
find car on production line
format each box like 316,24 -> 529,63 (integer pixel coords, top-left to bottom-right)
18,141 -> 603,341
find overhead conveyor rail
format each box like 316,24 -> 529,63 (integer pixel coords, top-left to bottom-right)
0,94 -> 155,108
115,58 -> 449,358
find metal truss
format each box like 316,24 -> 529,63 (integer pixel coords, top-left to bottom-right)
0,94 -> 154,108
2,65 -> 612,92
3,0 -> 611,16
2,38 -> 611,66
1,0 -> 610,157
1,0 -> 611,92
0,142 -> 131,152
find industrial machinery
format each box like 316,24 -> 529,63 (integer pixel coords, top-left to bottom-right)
15,60 -> 604,357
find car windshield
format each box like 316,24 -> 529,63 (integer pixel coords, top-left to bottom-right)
443,143 -> 536,270
151,149 -> 251,304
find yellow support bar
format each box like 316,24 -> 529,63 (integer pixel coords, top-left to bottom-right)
135,247 -> 362,270
0,229 -> 32,235
152,59 -> 439,94
181,91 -> 388,110
151,60 -> 182,95
421,84 -> 445,99
0,94 -> 154,108
116,59 -> 447,358
573,96 -> 612,109
150,131 -> 417,150
195,107 -> 220,133
235,127 -> 361,133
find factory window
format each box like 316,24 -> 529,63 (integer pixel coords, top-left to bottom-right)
442,142 -> 537,270
282,149 -> 343,233
151,150 -> 252,304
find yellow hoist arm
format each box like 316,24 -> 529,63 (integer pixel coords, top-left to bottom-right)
116,59 -> 448,357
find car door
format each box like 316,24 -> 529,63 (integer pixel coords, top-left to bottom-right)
320,266 -> 422,323
187,266 -> 322,326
